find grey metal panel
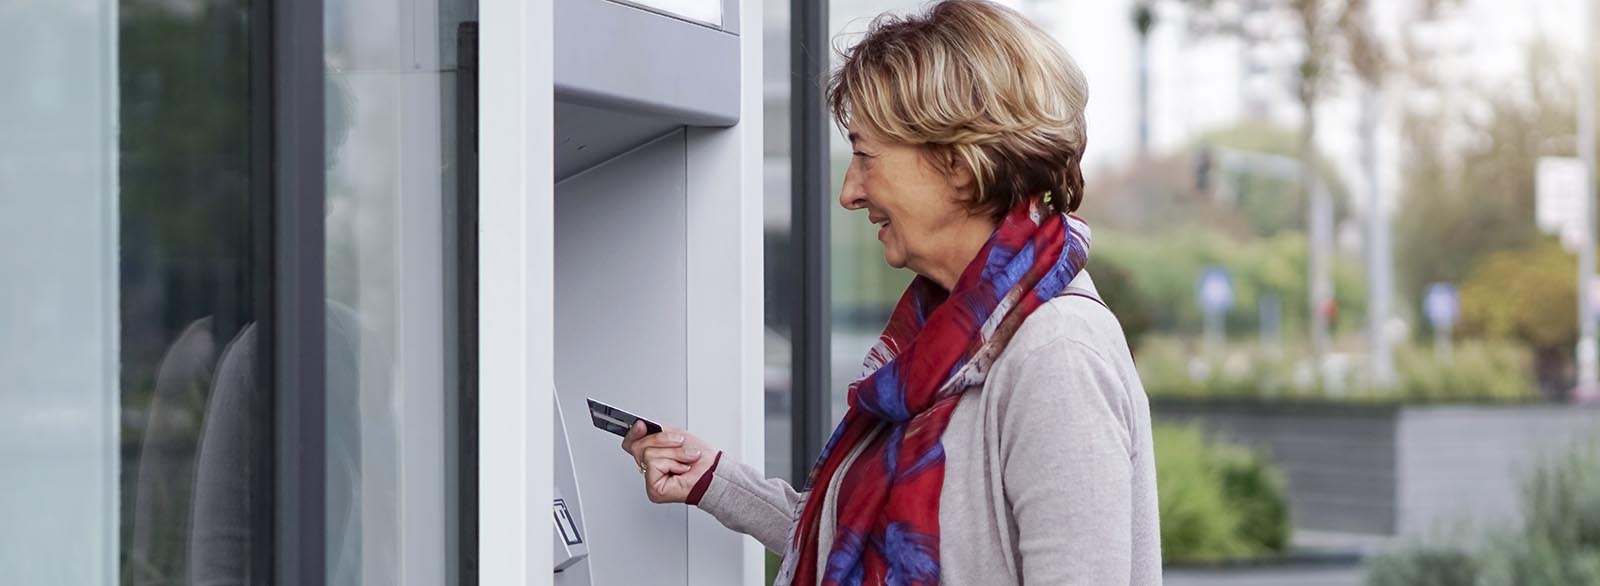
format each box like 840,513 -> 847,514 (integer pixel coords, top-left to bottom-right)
554,131 -> 690,586
555,0 -> 739,127
721,0 -> 739,35
554,100 -> 682,182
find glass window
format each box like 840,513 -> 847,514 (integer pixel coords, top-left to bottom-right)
323,0 -> 475,584
2,0 -> 270,583
762,0 -> 795,482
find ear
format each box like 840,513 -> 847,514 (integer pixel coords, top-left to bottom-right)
942,151 -> 976,196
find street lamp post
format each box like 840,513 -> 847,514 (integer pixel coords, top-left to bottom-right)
1578,0 -> 1598,397
1361,79 -> 1395,388
1202,147 -> 1334,385
1133,2 -> 1155,156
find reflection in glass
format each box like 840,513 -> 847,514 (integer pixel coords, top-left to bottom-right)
762,0 -> 795,482
324,0 -> 475,583
116,0 -> 268,584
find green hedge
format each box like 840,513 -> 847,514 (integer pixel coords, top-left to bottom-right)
1154,423 -> 1290,563
1137,336 -> 1537,405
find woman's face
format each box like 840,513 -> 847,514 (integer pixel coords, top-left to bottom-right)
839,124 -> 988,279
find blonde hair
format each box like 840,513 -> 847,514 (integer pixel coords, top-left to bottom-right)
829,0 -> 1090,219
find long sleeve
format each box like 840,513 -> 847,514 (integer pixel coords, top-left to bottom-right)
694,458 -> 807,553
997,336 -> 1139,585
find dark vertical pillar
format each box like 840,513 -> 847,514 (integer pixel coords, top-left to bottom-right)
268,0 -> 326,583
790,0 -> 831,486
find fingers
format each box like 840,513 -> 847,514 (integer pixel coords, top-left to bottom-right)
646,456 -> 692,476
643,445 -> 702,466
627,429 -> 685,463
644,460 -> 695,504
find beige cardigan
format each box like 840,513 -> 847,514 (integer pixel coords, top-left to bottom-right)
696,272 -> 1163,585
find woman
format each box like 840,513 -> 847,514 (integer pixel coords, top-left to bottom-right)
623,1 -> 1161,584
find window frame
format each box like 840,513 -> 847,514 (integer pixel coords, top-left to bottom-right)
262,0 -> 328,583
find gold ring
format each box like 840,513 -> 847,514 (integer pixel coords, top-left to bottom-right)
637,461 -> 648,475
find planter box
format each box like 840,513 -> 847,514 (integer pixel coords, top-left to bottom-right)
1153,400 -> 1600,536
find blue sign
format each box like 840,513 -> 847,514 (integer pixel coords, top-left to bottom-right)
1197,267 -> 1234,314
1424,283 -> 1459,331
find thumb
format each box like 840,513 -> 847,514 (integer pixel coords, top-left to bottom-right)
622,420 -> 647,451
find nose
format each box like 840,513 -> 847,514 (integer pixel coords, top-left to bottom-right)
839,163 -> 867,211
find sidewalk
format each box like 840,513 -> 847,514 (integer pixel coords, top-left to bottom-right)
1167,566 -> 1363,586
1164,530 -> 1382,586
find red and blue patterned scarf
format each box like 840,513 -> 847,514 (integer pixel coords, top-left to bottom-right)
777,199 -> 1093,586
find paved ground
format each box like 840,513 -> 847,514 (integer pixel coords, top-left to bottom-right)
1164,531 -> 1376,586
1166,566 -> 1364,586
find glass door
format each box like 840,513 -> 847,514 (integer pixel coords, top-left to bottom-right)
0,0 -> 476,583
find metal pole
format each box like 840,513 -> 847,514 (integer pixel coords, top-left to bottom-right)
1260,293 -> 1281,358
1133,3 -> 1153,155
1309,179 -> 1333,382
1204,309 -> 1223,358
1577,0 -> 1598,397
791,0 -> 832,484
1362,85 -> 1395,387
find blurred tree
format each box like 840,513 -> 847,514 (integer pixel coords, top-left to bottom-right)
1081,121 -> 1352,238
1458,243 -> 1578,397
1197,123 -> 1354,236
1394,41 -> 1578,318
1181,0 -> 1396,364
1096,229 -> 1365,338
1088,257 -> 1154,350
1080,150 -> 1254,238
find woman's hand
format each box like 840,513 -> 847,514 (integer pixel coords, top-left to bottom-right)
621,421 -> 719,504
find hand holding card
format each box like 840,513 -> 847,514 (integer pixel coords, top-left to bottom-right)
593,398 -> 720,505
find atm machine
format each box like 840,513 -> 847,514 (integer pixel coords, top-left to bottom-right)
547,0 -> 762,585
553,396 -> 592,584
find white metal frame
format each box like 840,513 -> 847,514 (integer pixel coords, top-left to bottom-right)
478,0 -> 553,582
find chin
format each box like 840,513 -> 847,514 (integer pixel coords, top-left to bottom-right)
882,251 -> 907,269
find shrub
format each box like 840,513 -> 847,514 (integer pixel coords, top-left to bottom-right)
1364,545 -> 1479,586
1473,534 -> 1600,586
1521,435 -> 1600,552
1364,436 -> 1600,586
1154,423 -> 1290,563
1090,256 -> 1154,350
1215,445 -> 1291,553
1137,335 -> 1537,405
1392,341 -> 1537,404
